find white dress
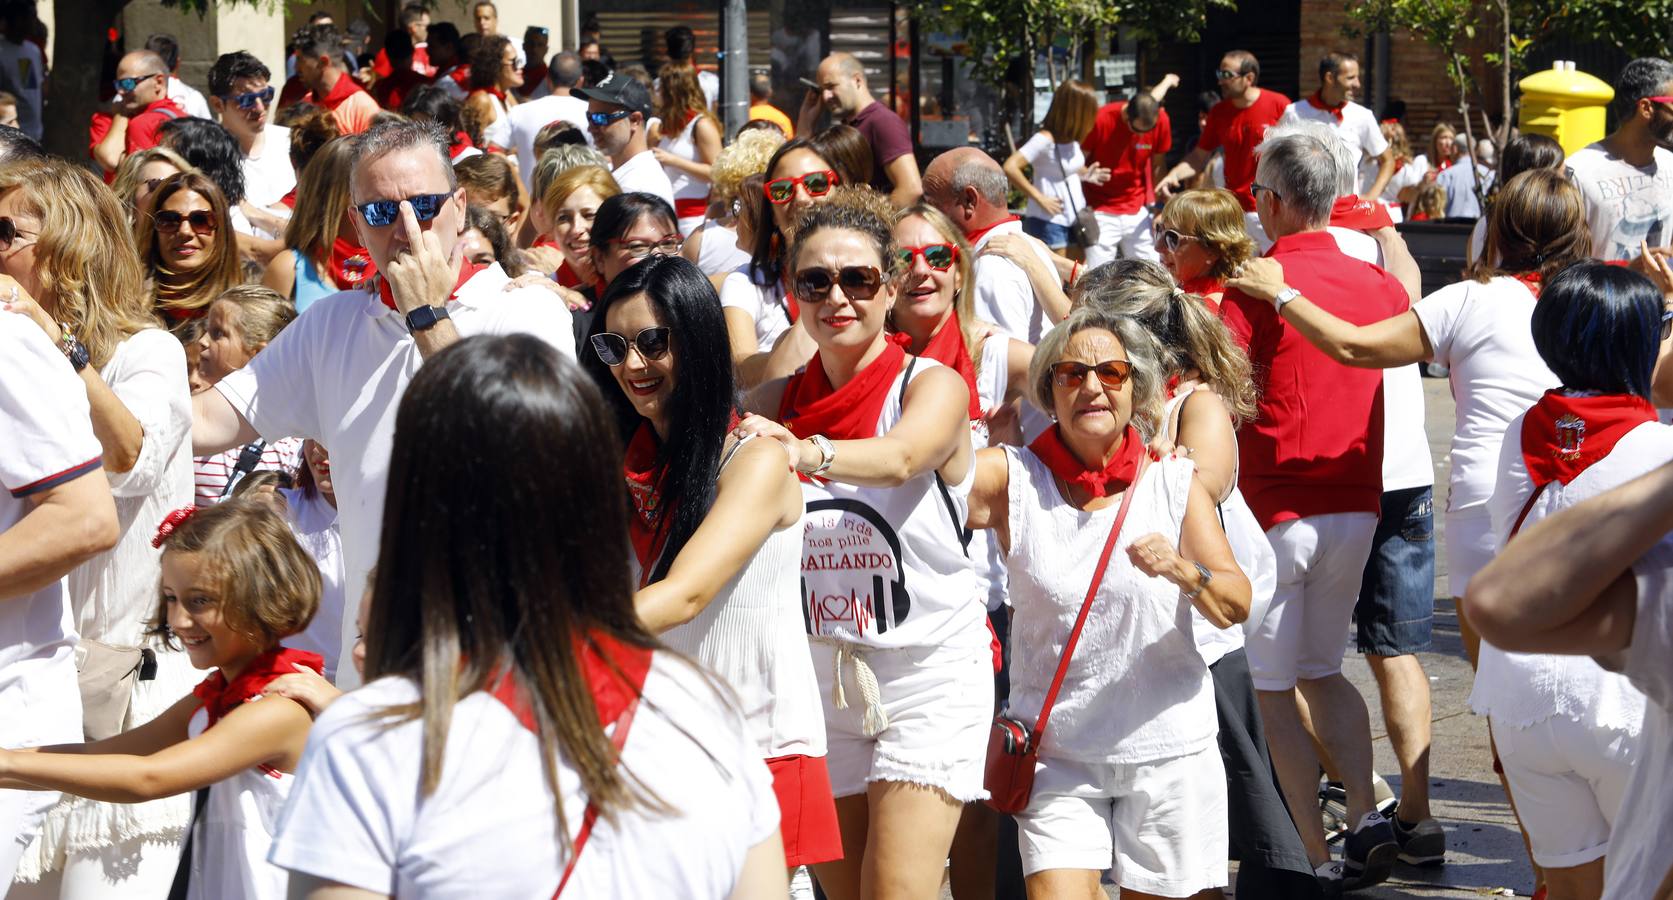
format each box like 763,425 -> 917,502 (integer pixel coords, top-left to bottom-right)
179,707 -> 292,900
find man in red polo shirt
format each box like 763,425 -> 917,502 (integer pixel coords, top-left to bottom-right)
1220,128 -> 1406,894
1156,49 -> 1289,249
1080,74 -> 1177,267
89,50 -> 184,176
293,23 -> 378,135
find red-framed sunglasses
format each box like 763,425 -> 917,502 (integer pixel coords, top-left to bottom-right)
764,170 -> 840,205
897,243 -> 959,271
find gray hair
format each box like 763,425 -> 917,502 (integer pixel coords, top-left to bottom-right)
350,118 -> 456,197
1027,307 -> 1168,439
1613,57 -> 1673,118
952,158 -> 1009,208
1260,119 -> 1355,196
1252,128 -> 1338,227
534,144 -> 610,192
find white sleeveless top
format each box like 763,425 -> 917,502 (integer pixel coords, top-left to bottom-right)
971,334 -> 1011,611
660,114 -> 709,203
1004,449 -> 1218,763
696,222 -> 752,277
660,436 -> 827,759
182,705 -> 292,900
800,358 -> 987,651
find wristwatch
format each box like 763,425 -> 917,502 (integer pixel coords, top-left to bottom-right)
1182,561 -> 1214,600
58,325 -> 89,373
405,304 -> 451,333
807,434 -> 836,477
1273,286 -> 1302,313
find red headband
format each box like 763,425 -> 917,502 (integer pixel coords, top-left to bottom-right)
152,506 -> 199,549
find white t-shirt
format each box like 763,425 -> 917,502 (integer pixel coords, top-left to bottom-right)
1565,142 -> 1673,262
1017,130 -> 1089,227
1411,276 -> 1558,511
0,38 -> 45,140
507,93 -> 590,192
242,124 -> 296,213
612,149 -> 676,208
718,266 -> 792,353
0,312 -> 99,696
971,218 -> 1056,345
1603,540 -> 1673,899
169,76 -> 212,120
267,654 -> 780,898
214,265 -> 575,688
1281,99 -> 1388,194
1362,156 -> 1425,205
278,487 -> 345,680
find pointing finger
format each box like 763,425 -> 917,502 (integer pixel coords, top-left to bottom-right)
399,199 -> 423,253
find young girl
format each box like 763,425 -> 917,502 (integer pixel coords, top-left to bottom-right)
193,285 -> 305,506
0,499 -> 321,900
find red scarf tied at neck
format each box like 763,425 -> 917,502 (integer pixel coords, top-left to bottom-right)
192,646 -> 324,728
623,421 -> 674,585
1329,195 -> 1394,231
915,315 -> 982,421
376,259 -> 484,310
1521,390 -> 1658,491
964,215 -> 1021,247
1028,422 -> 1152,499
1307,90 -> 1346,123
328,236 -> 377,288
779,333 -> 913,443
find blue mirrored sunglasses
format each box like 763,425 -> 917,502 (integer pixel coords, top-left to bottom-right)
114,73 -> 163,93
587,109 -> 632,127
354,193 -> 452,228
228,86 -> 275,110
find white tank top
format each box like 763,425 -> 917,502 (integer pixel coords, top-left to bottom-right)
1004,448 -> 1218,763
661,436 -> 827,758
800,358 -> 987,651
183,707 -> 292,900
660,114 -> 709,203
970,334 -> 1011,611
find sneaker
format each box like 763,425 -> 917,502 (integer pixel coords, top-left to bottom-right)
1343,811 -> 1399,890
1319,775 -> 1397,843
1393,816 -> 1446,866
1314,860 -> 1345,898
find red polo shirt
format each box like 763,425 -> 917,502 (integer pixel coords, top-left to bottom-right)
1197,88 -> 1290,211
1219,230 -> 1408,530
1081,101 -> 1172,215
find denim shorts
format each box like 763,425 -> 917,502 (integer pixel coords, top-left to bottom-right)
1355,485 -> 1436,655
1022,216 -> 1071,249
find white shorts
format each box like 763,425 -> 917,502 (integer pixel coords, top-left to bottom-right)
1085,209 -> 1160,269
1016,743 -> 1229,895
1445,504 -> 1496,599
1245,512 -> 1378,691
811,639 -> 992,802
1243,211 -> 1272,253
0,652 -> 81,886
1492,715 -> 1638,869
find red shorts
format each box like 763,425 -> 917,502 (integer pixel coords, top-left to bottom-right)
766,753 -> 843,867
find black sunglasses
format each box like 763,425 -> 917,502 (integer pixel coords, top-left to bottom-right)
355,193 -> 451,227
153,209 -> 218,234
591,326 -> 672,367
793,265 -> 885,302
1251,182 -> 1280,202
1662,308 -> 1673,341
1050,359 -> 1133,391
0,216 -> 36,251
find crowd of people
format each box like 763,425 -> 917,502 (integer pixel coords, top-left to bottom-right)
0,8 -> 1670,900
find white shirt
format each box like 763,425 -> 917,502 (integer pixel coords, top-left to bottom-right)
214,265 -> 575,688
241,123 -> 296,212
1017,130 -> 1089,227
0,312 -> 99,697
719,266 -> 792,353
1565,142 -> 1673,261
971,218 -> 1055,345
1603,539 -> 1673,899
660,114 -> 710,205
278,487 -> 345,679
1411,276 -> 1558,511
1362,156 -> 1425,205
0,38 -> 45,139
611,149 -> 676,208
1281,98 -> 1388,193
181,706 -> 293,900
268,654 -> 780,898
506,93 -> 590,191
695,222 -> 751,277
168,76 -> 212,120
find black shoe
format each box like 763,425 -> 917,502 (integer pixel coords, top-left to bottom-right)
1343,812 -> 1399,890
1393,816 -> 1446,866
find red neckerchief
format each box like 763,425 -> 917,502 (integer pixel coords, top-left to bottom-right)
1180,274 -> 1223,297
376,259 -> 484,310
488,632 -> 652,732
279,188 -> 298,209
449,130 -> 475,159
449,66 -> 472,89
915,313 -> 982,420
472,85 -> 507,102
518,63 -> 548,97
779,333 -> 913,443
1307,90 -> 1345,123
1329,194 -> 1394,231
1512,271 -> 1542,298
1521,390 -> 1657,491
963,214 -> 1021,247
315,70 -> 364,110
192,646 -> 324,729
1027,422 -> 1150,499
328,235 -> 377,288
555,258 -> 583,288
1435,157 -> 1452,172
623,421 -> 674,585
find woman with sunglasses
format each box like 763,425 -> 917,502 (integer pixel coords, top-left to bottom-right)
723,137 -> 848,388
682,127 -> 783,278
733,200 -> 993,900
579,254 -> 840,874
962,305 -> 1250,900
111,146 -> 197,226
461,34 -> 522,153
1152,188 -> 1256,311
136,172 -> 243,336
0,157 -> 202,898
263,138 -> 378,311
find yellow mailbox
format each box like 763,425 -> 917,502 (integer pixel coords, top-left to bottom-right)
1519,61 -> 1615,157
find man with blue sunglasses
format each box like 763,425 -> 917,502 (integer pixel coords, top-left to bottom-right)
89,49 -> 184,176
190,119 -> 575,690
208,51 -> 296,216
573,71 -> 674,207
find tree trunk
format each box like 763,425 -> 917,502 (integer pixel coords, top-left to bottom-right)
1497,0 -> 1513,149
44,0 -> 129,162
1453,57 -> 1488,213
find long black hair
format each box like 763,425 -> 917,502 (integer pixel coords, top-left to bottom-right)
581,255 -> 738,583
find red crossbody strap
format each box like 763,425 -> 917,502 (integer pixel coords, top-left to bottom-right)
551,695 -> 641,898
1507,483 -> 1547,539
1031,455 -> 1149,746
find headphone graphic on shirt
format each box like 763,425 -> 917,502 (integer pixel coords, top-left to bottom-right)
801,498 -> 911,635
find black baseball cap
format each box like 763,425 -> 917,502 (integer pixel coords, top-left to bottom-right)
573,70 -> 651,117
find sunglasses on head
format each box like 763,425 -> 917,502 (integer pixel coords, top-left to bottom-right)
793,265 -> 884,302
586,109 -> 632,127
1050,359 -> 1133,391
1153,228 -> 1196,253
153,209 -> 218,234
591,325 -> 672,367
354,193 -> 452,227
610,235 -> 684,259
897,243 -> 958,271
227,86 -> 275,110
764,170 -> 839,205
114,72 -> 164,93
0,216 -> 36,252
